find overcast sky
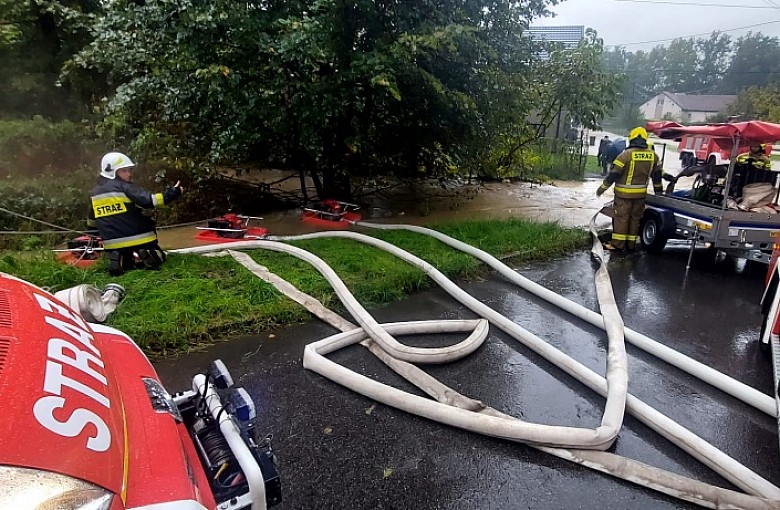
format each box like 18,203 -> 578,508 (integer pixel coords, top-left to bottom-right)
532,0 -> 780,51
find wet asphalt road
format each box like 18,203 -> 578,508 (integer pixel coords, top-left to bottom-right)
154,243 -> 779,510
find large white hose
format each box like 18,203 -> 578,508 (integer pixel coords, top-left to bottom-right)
174,236 -> 780,499
353,220 -> 776,418
184,241 -> 485,364
184,245 -> 780,508
177,240 -> 623,449
307,324 -> 780,509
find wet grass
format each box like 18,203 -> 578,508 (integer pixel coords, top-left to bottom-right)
0,219 -> 588,354
584,155 -> 602,175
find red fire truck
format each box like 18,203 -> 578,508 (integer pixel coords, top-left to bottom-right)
0,272 -> 281,510
677,133 -> 772,168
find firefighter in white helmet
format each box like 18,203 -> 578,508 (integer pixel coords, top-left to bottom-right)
89,152 -> 184,276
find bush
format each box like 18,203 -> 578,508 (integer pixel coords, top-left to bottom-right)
522,138 -> 587,180
0,167 -> 96,248
480,136 -> 586,182
0,117 -> 106,178
0,163 -> 202,249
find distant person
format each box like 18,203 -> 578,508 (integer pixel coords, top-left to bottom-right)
602,137 -> 626,176
597,135 -> 610,175
736,144 -> 772,170
90,152 -> 184,276
596,127 -> 663,252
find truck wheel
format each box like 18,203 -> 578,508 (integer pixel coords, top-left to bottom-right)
640,213 -> 668,253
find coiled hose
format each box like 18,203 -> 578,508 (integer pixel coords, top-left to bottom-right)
171,219 -> 780,507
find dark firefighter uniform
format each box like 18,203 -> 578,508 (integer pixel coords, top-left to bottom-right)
90,177 -> 181,272
597,128 -> 663,251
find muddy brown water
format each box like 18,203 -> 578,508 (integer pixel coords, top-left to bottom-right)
159,133 -> 685,250
158,180 -> 612,249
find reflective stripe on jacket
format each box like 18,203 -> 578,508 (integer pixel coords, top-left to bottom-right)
736,152 -> 772,170
599,146 -> 663,199
89,177 -> 176,250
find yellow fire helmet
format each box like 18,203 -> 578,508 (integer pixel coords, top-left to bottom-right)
629,126 -> 648,141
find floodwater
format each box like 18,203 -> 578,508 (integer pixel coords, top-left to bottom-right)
154,240 -> 777,510
158,131 -> 683,250
158,179 -> 611,249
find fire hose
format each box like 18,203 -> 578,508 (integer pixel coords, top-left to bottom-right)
172,220 -> 780,508
53,283 -> 126,323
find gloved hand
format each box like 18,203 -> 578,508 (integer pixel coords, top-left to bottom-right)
164,180 -> 184,202
596,187 -> 605,197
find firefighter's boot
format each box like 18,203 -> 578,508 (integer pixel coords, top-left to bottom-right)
108,251 -> 124,277
138,248 -> 163,270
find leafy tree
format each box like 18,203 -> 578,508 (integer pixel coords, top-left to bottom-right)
721,33 -> 780,94
728,85 -> 780,122
0,0 -> 100,119
696,32 -> 731,92
662,38 -> 700,92
69,0 -> 621,196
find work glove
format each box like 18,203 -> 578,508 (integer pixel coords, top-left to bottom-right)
163,181 -> 184,202
596,185 -> 606,197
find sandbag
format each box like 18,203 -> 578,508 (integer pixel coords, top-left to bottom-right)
740,182 -> 776,210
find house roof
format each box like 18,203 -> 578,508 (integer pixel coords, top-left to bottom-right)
664,92 -> 736,113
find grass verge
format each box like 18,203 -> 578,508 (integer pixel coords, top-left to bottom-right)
585,154 -> 603,175
0,218 -> 589,355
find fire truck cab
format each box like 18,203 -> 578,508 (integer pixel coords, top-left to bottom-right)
0,272 -> 281,510
677,134 -> 773,168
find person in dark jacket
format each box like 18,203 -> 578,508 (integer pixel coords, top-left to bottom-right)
596,127 -> 663,252
90,152 -> 184,276
597,135 -> 611,175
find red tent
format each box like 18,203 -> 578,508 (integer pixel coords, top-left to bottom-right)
646,120 -> 780,143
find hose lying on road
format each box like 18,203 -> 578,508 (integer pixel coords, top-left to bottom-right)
353,219 -> 776,418
180,245 -> 780,509
174,230 -> 780,504
177,238 -> 625,449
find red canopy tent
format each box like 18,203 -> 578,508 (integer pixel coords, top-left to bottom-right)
646,120 -> 780,143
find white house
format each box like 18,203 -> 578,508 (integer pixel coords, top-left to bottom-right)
640,92 -> 736,123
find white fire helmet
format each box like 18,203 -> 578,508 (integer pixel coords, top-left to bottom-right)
100,152 -> 135,179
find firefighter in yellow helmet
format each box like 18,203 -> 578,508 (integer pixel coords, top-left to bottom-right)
736,143 -> 771,170
596,127 -> 664,251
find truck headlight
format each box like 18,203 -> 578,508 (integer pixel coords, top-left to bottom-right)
0,466 -> 113,510
143,377 -> 183,422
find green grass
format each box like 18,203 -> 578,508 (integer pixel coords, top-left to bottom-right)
584,155 -> 602,174
0,219 -> 589,355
